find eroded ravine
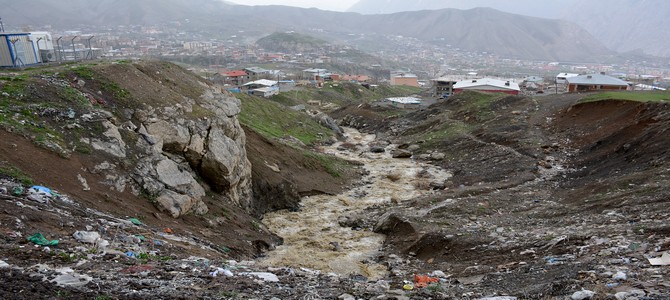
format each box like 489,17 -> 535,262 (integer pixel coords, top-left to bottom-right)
259,127 -> 452,279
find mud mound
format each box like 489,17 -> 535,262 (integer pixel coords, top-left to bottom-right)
555,100 -> 670,180
244,125 -> 363,217
331,103 -> 403,133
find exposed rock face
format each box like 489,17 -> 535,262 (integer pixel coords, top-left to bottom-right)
88,120 -> 127,158
87,87 -> 252,218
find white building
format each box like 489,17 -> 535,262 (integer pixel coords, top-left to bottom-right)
453,78 -> 520,95
555,73 -> 579,84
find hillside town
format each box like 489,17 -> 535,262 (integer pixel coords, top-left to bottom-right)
2,23 -> 670,105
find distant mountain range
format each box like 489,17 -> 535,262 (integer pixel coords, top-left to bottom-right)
1,0 -> 613,61
348,0 -> 670,57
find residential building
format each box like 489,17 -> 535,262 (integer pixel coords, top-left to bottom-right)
390,72 -> 419,87
341,75 -> 370,82
555,73 -> 579,84
244,67 -> 271,79
242,79 -> 279,97
302,68 -> 328,80
242,79 -> 278,90
213,70 -> 250,86
432,77 -> 457,98
453,78 -> 520,95
250,87 -> 279,97
566,73 -> 629,92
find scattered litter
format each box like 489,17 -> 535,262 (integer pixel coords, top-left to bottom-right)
210,267 -> 234,277
163,228 -> 173,234
544,254 -> 574,265
6,231 -> 22,238
520,249 -> 536,255
11,186 -> 24,196
27,233 -> 59,246
0,260 -> 9,268
542,235 -> 567,250
121,265 -> 153,274
77,174 -> 91,191
612,271 -> 627,281
647,251 -> 670,266
27,186 -> 53,204
429,270 -> 447,278
129,218 -> 143,225
51,271 -> 93,287
456,274 -> 485,285
241,272 -> 279,282
30,186 -> 52,195
402,283 -> 414,290
571,290 -> 595,300
72,231 -> 101,244
479,297 -> 518,300
414,274 -> 439,288
125,251 -> 136,258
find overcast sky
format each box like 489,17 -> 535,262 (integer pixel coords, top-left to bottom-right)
225,0 -> 359,12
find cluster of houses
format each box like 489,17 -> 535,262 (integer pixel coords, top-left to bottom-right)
430,72 -> 665,99
212,66 -> 373,97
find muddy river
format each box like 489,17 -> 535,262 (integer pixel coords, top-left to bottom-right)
259,127 -> 451,279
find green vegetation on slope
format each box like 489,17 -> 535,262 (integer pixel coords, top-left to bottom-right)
237,93 -> 333,145
0,163 -> 34,186
581,91 -> 670,103
399,91 -> 529,151
256,32 -> 328,53
0,61 -> 216,158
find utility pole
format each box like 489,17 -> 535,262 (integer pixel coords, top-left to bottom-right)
71,36 -> 78,61
36,37 -> 43,63
86,36 -> 94,60
0,17 -> 5,32
56,36 -> 63,63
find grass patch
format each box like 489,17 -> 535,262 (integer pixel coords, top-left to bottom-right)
237,93 -> 332,145
0,164 -> 34,186
71,65 -> 95,80
303,151 -> 345,178
1,78 -> 28,98
190,104 -> 215,119
60,85 -> 89,105
580,91 -> 670,103
453,91 -> 505,119
419,121 -> 472,147
101,81 -> 130,101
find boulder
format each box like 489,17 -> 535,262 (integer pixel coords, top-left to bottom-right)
155,159 -> 205,198
391,149 -> 412,158
430,152 -> 446,160
90,120 -> 127,158
155,189 -> 208,218
200,126 -> 253,210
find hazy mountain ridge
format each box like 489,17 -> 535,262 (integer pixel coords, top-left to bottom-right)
1,0 -> 611,61
1,0 -> 229,26
348,0 -> 670,57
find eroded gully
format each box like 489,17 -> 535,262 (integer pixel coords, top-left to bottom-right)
258,127 -> 452,279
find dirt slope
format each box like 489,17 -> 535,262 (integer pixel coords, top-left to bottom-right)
336,91 -> 670,298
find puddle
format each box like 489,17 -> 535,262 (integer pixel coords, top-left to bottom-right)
259,127 -> 451,279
